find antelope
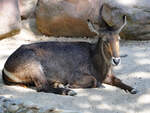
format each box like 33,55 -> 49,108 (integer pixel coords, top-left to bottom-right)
2,6 -> 137,96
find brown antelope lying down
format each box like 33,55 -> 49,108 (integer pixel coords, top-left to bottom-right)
2,8 -> 137,96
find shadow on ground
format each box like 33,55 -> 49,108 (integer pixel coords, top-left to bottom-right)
0,19 -> 150,113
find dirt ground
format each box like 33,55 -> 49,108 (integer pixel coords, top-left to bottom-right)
0,19 -> 150,113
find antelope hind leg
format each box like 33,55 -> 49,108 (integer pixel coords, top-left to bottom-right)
69,73 -> 97,88
31,72 -> 77,96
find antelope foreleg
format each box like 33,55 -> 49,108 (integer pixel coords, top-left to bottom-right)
103,75 -> 137,94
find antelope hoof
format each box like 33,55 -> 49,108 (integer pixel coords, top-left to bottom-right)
130,89 -> 138,94
67,90 -> 77,96
99,84 -> 105,88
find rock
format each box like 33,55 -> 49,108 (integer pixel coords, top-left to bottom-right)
38,108 -> 81,113
16,108 -> 28,113
0,96 -> 5,103
7,104 -> 20,112
0,106 -> 4,113
0,102 -> 5,113
18,0 -> 38,19
0,0 -> 21,40
0,95 -> 82,113
11,99 -> 23,106
23,101 -> 39,109
3,100 -> 11,108
35,0 -> 101,37
3,98 -> 21,112
101,0 -> 150,40
36,0 -> 150,40
26,109 -> 36,113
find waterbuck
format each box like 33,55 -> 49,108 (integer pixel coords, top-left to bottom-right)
2,7 -> 137,96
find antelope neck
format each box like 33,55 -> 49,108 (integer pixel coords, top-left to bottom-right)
100,40 -> 111,65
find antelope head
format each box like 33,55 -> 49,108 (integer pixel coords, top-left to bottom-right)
88,5 -> 127,66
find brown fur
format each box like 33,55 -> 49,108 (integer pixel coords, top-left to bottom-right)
2,6 -> 137,95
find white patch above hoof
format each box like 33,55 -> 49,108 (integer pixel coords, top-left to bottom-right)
99,84 -> 105,88
130,89 -> 138,94
68,90 -> 77,96
58,84 -> 65,88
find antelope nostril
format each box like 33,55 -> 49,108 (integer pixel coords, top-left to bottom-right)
112,57 -> 121,65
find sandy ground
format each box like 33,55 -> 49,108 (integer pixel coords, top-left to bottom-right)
0,19 -> 150,113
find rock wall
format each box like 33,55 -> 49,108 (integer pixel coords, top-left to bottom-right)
102,0 -> 150,40
35,0 -> 100,37
1,0 -> 150,40
35,0 -> 150,40
0,0 -> 21,40
18,0 -> 38,19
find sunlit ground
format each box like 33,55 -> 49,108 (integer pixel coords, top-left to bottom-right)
0,19 -> 150,113
117,0 -> 136,6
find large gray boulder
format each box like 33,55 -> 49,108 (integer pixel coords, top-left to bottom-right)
0,0 -> 21,40
36,0 -> 150,40
102,0 -> 150,40
36,0 -> 101,37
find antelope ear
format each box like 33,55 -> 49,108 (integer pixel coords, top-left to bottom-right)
99,4 -> 113,30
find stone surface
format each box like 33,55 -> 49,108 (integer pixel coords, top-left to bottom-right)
0,96 -> 80,113
0,0 -> 149,40
102,0 -> 150,40
35,0 -> 101,37
7,104 -> 20,112
18,0 -> 38,19
0,0 -> 21,40
35,0 -> 150,40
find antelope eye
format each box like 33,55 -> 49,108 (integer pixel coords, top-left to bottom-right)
102,38 -> 107,42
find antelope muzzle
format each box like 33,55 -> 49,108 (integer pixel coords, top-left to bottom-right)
112,57 -> 121,66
